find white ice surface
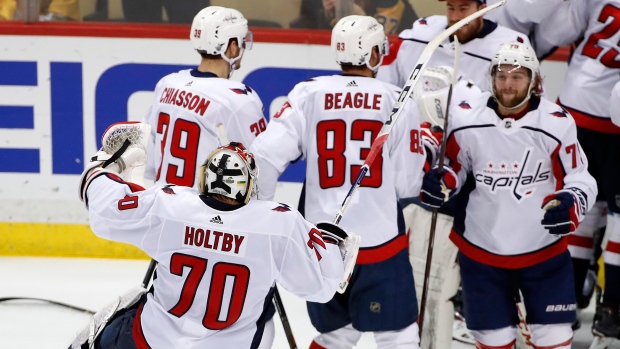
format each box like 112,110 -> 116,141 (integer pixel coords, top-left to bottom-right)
0,256 -> 617,349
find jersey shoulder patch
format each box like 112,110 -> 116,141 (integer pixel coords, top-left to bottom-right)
272,203 -> 292,212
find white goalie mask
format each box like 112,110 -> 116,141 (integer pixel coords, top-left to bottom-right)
490,42 -> 540,109
413,65 -> 454,125
331,15 -> 389,72
199,142 -> 258,204
190,6 -> 253,73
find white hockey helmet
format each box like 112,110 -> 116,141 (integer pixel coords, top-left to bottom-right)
331,15 -> 389,72
413,65 -> 454,125
199,142 -> 258,204
190,6 -> 253,71
490,42 -> 540,108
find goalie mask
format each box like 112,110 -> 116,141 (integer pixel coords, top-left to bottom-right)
199,142 -> 258,204
490,42 -> 540,109
331,15 -> 389,73
190,6 -> 253,75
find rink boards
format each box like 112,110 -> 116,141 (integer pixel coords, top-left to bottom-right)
0,22 -> 569,258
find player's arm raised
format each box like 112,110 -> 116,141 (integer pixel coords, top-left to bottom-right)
250,89 -> 306,201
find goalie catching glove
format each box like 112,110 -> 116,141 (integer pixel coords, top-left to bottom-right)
79,122 -> 151,205
420,166 -> 459,208
315,222 -> 361,294
541,191 -> 582,236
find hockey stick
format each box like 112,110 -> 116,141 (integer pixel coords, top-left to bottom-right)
418,35 -> 460,341
332,0 -> 506,226
0,297 -> 95,314
217,122 -> 298,349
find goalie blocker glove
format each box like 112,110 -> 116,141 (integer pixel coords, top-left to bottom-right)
541,190 -> 585,236
420,165 -> 459,209
315,222 -> 361,294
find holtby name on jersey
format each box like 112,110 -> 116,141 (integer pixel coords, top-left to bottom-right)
184,225 -> 247,257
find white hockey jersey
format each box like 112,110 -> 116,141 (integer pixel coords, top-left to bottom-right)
446,94 -> 597,268
250,75 -> 426,254
377,17 -> 529,91
485,0 -> 563,58
84,173 -> 343,349
537,0 -> 620,134
143,69 -> 267,187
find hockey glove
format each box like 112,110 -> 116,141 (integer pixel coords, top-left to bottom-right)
541,191 -> 580,236
79,122 -> 150,203
420,166 -> 458,209
316,222 -> 361,294
420,122 -> 443,171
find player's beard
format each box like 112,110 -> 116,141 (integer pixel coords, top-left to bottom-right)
496,87 -> 529,108
449,17 -> 482,43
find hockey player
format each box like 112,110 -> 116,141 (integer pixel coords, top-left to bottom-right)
377,0 -> 529,91
484,0 -> 564,59
536,0 -> 620,340
250,15 -> 426,349
143,6 -> 267,189
421,42 -> 597,348
76,130 -> 360,349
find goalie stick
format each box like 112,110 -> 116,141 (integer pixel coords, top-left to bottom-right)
332,0 -> 506,226
418,34 -> 460,343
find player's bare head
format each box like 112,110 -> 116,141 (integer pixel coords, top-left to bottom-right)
490,42 -> 542,110
190,6 -> 253,76
199,142 -> 258,205
331,15 -> 389,76
442,0 -> 486,43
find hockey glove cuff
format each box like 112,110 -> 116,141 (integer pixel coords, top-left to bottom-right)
541,191 -> 580,236
420,166 -> 458,209
420,122 -> 443,171
316,222 -> 361,294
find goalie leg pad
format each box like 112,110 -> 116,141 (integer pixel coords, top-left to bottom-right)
404,204 -> 458,349
69,286 -> 147,349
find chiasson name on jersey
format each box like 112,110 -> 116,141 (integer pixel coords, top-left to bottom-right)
160,88 -> 211,116
184,225 -> 245,254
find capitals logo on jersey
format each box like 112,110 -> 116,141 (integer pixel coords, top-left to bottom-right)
474,149 -> 551,201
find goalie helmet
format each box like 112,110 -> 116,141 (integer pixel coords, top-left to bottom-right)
331,15 -> 389,72
199,142 -> 258,204
190,6 -> 253,57
490,42 -> 540,108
